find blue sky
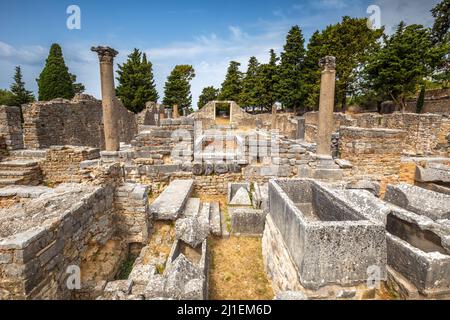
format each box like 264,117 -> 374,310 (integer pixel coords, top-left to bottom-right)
0,0 -> 440,107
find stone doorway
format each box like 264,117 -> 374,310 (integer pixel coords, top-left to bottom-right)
214,101 -> 231,125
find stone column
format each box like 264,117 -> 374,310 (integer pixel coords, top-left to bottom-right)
271,104 -> 277,130
316,56 -> 336,157
159,106 -> 165,120
91,46 -> 120,151
173,105 -> 179,119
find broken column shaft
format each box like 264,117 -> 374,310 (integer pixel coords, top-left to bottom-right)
316,56 -> 336,157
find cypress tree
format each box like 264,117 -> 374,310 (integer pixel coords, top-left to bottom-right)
163,65 -> 195,110
37,43 -> 75,101
10,66 -> 34,105
116,49 -> 159,113
260,49 -> 279,111
274,25 -> 307,113
219,61 -> 243,102
416,84 -> 426,113
240,56 -> 262,109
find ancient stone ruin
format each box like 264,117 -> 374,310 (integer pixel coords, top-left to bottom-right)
0,50 -> 449,300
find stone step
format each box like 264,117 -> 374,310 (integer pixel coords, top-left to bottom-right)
149,179 -> 194,220
0,177 -> 23,187
0,159 -> 39,170
209,202 -> 222,236
183,198 -> 201,217
0,168 -> 39,177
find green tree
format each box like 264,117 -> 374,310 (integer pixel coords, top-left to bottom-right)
198,86 -> 219,108
37,43 -> 75,101
10,66 -> 34,106
259,49 -> 279,111
416,84 -> 426,113
274,25 -> 307,114
240,56 -> 263,110
116,49 -> 159,113
365,23 -> 438,110
303,31 -> 324,110
219,61 -> 243,102
431,0 -> 450,45
303,17 -> 383,112
0,89 -> 17,106
70,74 -> 85,95
163,65 -> 195,109
430,0 -> 450,88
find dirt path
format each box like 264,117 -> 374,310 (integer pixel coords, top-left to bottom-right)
209,236 -> 274,300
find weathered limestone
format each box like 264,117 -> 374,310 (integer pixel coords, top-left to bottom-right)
91,46 -> 120,151
415,163 -> 450,183
384,184 -> 450,220
173,105 -> 179,119
266,179 -> 387,290
316,56 -> 336,157
271,104 -> 277,130
149,179 -> 194,220
229,207 -> 267,236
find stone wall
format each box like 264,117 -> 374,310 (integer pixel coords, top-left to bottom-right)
0,184 -> 115,299
114,183 -> 151,244
339,127 -> 407,194
40,146 -> 100,185
405,89 -> 450,115
22,95 -> 137,150
0,105 -> 24,151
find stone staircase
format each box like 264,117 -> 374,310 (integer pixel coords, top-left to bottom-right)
0,159 -> 42,186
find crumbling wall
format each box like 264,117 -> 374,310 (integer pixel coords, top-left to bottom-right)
0,184 -> 115,299
405,89 -> 450,115
40,145 -> 100,184
339,127 -> 407,194
22,95 -> 137,150
0,105 -> 24,151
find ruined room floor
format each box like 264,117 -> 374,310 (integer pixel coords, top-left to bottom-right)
209,236 -> 274,300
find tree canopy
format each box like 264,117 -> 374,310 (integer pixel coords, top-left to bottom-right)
10,66 -> 35,106
240,56 -> 263,108
116,49 -> 159,113
198,86 -> 219,108
219,61 -> 243,102
37,44 -> 76,101
163,65 -> 195,109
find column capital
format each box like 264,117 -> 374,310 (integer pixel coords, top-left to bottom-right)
319,56 -> 336,71
91,46 -> 118,63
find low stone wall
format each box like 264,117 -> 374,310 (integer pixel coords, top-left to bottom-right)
405,89 -> 450,115
339,127 -> 407,194
0,184 -> 115,299
114,183 -> 151,244
0,105 -> 23,151
40,146 -> 100,184
22,95 -> 137,150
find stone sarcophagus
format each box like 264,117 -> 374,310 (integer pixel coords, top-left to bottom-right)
267,179 -> 387,290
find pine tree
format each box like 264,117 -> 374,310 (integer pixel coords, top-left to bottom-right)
198,86 -> 219,108
431,0 -> 450,45
259,49 -> 279,111
116,49 -> 159,113
163,65 -> 195,110
240,56 -> 263,109
219,61 -> 243,102
302,17 -> 383,112
10,66 -> 34,106
70,74 -> 85,95
37,44 -> 75,101
365,23 -> 436,110
274,25 -> 307,113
